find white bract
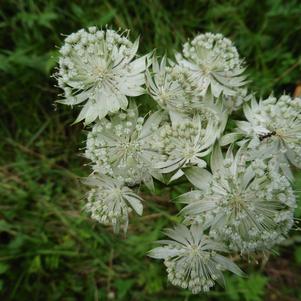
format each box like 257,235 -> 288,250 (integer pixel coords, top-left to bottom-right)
175,33 -> 247,98
148,224 -> 243,293
180,147 -> 296,253
85,102 -> 164,189
57,27 -> 148,124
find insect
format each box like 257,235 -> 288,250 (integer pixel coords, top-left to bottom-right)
259,130 -> 276,141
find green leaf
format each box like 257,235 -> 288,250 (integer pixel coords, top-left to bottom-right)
183,167 -> 212,190
238,274 -> 268,301
29,256 -> 42,274
226,273 -> 268,301
0,262 -> 9,274
295,246 -> 301,265
115,279 -> 134,300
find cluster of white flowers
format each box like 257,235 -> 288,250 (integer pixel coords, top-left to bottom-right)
57,27 -> 148,124
153,114 -> 223,179
83,175 -> 143,232
175,32 -> 247,98
222,95 -> 301,178
85,102 -> 164,189
180,147 -> 296,253
57,27 -> 299,294
146,56 -> 204,113
148,224 -> 244,293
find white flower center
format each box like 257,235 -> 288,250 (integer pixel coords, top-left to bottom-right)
93,63 -> 109,81
228,194 -> 245,213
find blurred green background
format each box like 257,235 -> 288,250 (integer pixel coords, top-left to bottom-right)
1,0 -> 301,300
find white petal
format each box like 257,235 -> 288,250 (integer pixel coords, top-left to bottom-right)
148,247 -> 182,259
124,195 -> 143,215
140,111 -> 164,138
183,167 -> 212,191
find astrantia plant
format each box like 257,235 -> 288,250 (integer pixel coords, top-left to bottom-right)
56,27 -> 299,294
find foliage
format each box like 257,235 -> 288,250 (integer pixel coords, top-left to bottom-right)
1,0 -> 301,300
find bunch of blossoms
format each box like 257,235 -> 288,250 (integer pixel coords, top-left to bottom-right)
56,27 -> 299,294
221,95 -> 301,179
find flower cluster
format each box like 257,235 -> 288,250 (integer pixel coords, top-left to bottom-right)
179,147 -> 296,253
83,175 -> 143,232
85,102 -> 164,189
175,32 -> 247,98
146,34 -> 248,118
146,56 -> 204,113
148,224 -> 243,293
222,95 -> 301,178
56,27 -> 299,294
57,27 -> 148,124
154,115 -> 221,175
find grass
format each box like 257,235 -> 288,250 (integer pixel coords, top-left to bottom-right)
1,0 -> 301,300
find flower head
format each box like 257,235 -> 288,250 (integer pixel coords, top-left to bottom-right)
154,113 -> 225,176
228,95 -> 301,176
175,33 -> 246,98
84,174 -> 143,232
146,56 -> 204,113
148,224 -> 243,293
85,102 -> 165,189
57,27 -> 148,124
180,147 -> 296,253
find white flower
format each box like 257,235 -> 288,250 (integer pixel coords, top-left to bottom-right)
175,33 -> 247,98
83,174 -> 143,233
154,113 -> 224,177
85,102 -> 165,189
146,56 -> 204,112
57,27 -> 148,124
223,95 -> 301,177
180,147 -> 296,253
148,224 -> 243,294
